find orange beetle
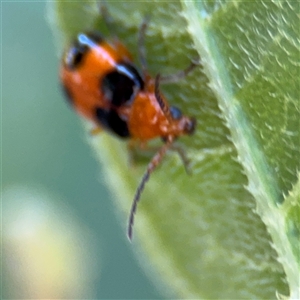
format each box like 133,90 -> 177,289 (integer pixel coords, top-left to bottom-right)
60,19 -> 197,240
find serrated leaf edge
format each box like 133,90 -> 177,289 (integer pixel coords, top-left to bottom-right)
182,1 -> 299,298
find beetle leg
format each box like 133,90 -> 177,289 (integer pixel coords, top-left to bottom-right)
159,57 -> 201,84
138,15 -> 151,76
90,127 -> 102,135
170,144 -> 192,175
99,0 -> 115,34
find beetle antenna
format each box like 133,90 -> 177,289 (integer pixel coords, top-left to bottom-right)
154,74 -> 172,121
128,138 -> 173,240
159,56 -> 201,84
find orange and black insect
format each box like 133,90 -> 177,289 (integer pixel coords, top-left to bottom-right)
60,16 -> 197,240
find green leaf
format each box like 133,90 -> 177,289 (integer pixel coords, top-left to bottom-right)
49,1 -> 299,298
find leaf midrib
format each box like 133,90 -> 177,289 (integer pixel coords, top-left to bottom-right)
182,0 -> 298,296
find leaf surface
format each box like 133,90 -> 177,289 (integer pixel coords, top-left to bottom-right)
49,1 -> 299,298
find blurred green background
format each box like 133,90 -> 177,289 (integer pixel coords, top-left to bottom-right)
2,1 -> 162,298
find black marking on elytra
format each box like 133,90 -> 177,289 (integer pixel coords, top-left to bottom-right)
85,30 -> 104,44
95,107 -> 130,138
64,31 -> 104,71
64,40 -> 89,70
119,62 -> 144,90
101,62 -> 144,107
